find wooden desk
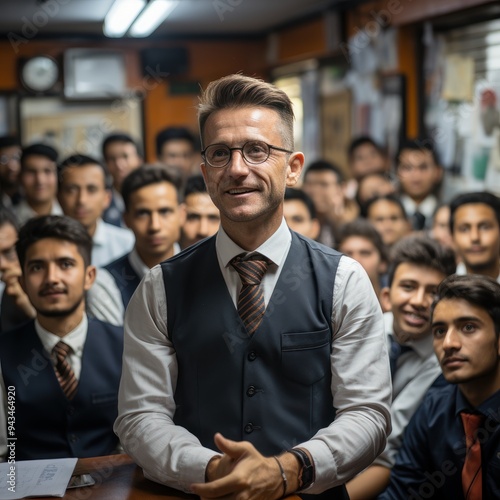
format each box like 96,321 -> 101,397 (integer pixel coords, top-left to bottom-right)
29,454 -> 301,499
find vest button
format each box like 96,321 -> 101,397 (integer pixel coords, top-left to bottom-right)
248,351 -> 257,361
67,406 -> 75,416
244,423 -> 254,434
246,386 -> 256,397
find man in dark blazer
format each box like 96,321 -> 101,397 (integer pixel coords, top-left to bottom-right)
0,215 -> 123,460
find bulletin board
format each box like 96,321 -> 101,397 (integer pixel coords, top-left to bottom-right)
19,97 -> 143,158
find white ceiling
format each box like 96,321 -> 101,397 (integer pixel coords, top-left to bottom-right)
0,0 -> 352,37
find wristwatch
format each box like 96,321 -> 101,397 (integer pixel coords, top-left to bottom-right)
288,448 -> 315,491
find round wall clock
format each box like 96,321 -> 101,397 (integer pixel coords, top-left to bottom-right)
20,55 -> 59,93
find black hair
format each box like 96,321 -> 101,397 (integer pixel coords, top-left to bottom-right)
21,143 -> 58,169
58,154 -> 110,189
387,235 -> 456,287
16,215 -> 92,268
449,191 -> 500,233
0,208 -> 19,232
101,132 -> 143,159
336,218 -> 388,264
348,135 -> 385,160
155,127 -> 197,158
432,274 -> 500,336
303,160 -> 344,183
362,193 -> 408,220
0,136 -> 20,150
184,174 -> 207,198
121,165 -> 181,211
284,187 -> 317,220
396,138 -> 441,168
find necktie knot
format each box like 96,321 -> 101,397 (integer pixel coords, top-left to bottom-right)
52,341 -> 78,400
230,253 -> 270,335
231,253 -> 270,286
389,337 -> 413,378
461,412 -> 484,448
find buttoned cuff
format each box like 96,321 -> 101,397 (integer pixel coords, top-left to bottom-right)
177,447 -> 221,493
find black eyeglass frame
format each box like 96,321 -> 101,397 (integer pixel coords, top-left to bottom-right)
201,141 -> 294,168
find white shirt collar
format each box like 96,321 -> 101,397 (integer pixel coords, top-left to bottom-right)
129,244 -> 181,278
35,314 -> 88,357
216,218 -> 291,269
92,218 -> 106,248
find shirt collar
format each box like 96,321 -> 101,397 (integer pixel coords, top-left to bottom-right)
92,218 -> 106,247
35,314 -> 88,357
216,218 -> 291,268
455,387 -> 500,422
129,244 -> 181,278
384,311 -> 435,359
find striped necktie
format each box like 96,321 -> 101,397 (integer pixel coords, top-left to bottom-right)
461,412 -> 484,500
53,341 -> 78,400
231,253 -> 270,335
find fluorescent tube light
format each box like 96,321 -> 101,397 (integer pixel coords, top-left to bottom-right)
129,0 -> 179,37
104,0 -> 146,38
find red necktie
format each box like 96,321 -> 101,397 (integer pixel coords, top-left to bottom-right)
231,253 -> 270,335
460,412 -> 484,500
53,341 -> 78,400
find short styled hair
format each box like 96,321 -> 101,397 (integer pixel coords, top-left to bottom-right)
432,274 -> 500,336
0,208 -> 19,232
396,138 -> 441,168
337,218 -> 388,264
184,174 -> 207,198
362,193 -> 408,219
121,165 -> 180,211
348,135 -> 385,160
284,187 -> 317,220
387,235 -> 456,287
58,154 -> 110,189
303,160 -> 344,184
21,143 -> 58,170
198,74 -> 295,151
155,127 -> 197,158
0,136 -> 20,150
102,132 -> 143,160
16,215 -> 92,268
449,191 -> 500,233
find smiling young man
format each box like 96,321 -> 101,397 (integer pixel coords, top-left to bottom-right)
450,191 -> 500,281
381,274 -> 500,499
115,74 -> 391,499
0,215 -> 123,460
347,235 -> 456,499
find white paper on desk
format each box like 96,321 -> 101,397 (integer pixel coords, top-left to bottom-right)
0,458 -> 77,499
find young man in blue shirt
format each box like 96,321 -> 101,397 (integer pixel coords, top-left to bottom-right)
381,274 -> 500,499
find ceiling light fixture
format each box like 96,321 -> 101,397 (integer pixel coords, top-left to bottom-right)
129,0 -> 179,37
103,0 -> 146,38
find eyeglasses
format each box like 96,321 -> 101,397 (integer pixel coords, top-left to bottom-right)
201,140 -> 293,168
0,153 -> 21,166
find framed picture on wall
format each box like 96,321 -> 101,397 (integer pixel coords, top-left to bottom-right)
0,94 -> 19,137
321,88 -> 352,176
19,97 -> 143,158
381,74 -> 406,163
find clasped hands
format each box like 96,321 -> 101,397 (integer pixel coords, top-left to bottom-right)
191,433 -> 300,500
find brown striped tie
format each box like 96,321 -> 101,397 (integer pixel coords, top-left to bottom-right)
231,253 -> 270,335
53,341 -> 78,400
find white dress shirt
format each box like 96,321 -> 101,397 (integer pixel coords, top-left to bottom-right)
372,312 -> 442,469
14,199 -> 63,225
0,316 -> 88,460
400,194 -> 438,228
91,219 -> 134,268
115,219 -> 392,493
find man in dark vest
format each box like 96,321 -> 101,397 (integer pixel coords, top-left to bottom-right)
0,215 -> 123,460
115,74 -> 392,499
103,165 -> 184,308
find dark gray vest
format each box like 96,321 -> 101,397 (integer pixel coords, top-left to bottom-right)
0,319 -> 123,460
162,231 -> 341,454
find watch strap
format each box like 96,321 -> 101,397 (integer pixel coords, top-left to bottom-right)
288,447 -> 315,491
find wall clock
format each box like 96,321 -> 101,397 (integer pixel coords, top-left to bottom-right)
20,55 -> 59,93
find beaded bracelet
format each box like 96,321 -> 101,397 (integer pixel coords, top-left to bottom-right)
273,455 -> 287,498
